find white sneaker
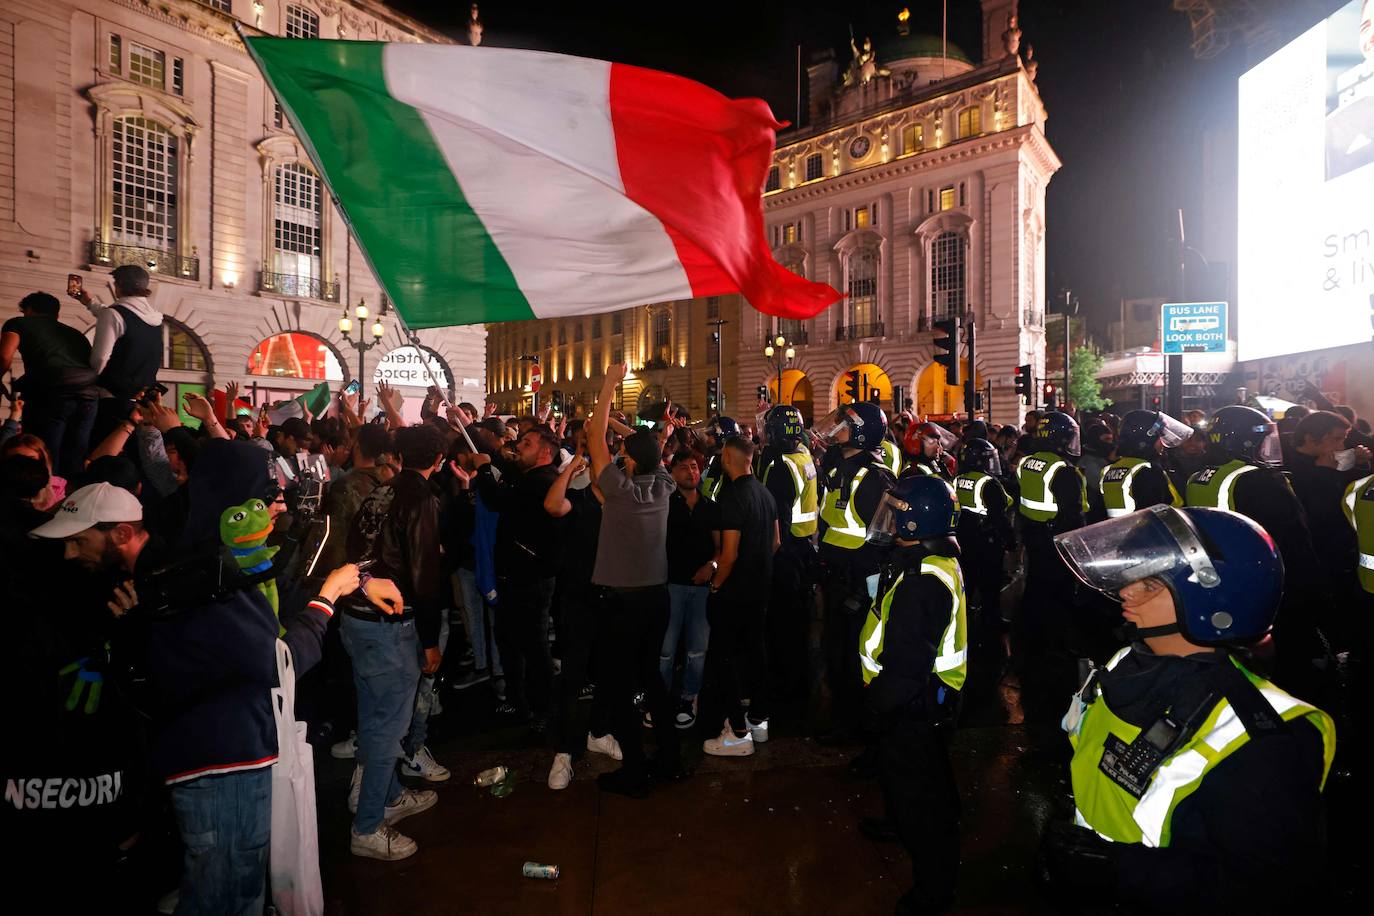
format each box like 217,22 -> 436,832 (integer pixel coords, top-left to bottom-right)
155,889 -> 178,915
401,746 -> 451,782
347,764 -> 362,813
586,732 -> 624,761
747,716 -> 770,744
548,752 -> 573,790
330,731 -> 357,759
703,721 -> 755,757
350,824 -> 417,861
382,787 -> 438,824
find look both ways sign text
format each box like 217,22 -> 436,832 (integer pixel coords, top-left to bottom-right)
1161,302 -> 1228,354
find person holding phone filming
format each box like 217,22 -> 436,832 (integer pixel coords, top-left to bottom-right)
1039,505 -> 1336,912
69,265 -> 165,445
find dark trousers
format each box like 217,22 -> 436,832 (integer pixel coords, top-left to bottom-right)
1015,528 -> 1081,721
878,716 -> 961,906
495,575 -> 556,718
961,537 -> 1006,653
599,585 -> 679,774
821,558 -> 869,729
91,396 -> 135,452
552,579 -> 610,755
24,395 -> 97,480
700,589 -> 770,732
768,541 -> 813,699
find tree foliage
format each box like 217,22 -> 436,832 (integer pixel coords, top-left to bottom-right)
1068,345 -> 1111,413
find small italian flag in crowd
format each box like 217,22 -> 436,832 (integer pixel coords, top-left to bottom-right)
243,38 -> 841,329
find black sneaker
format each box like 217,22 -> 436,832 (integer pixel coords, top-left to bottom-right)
452,668 -> 490,691
674,699 -> 696,730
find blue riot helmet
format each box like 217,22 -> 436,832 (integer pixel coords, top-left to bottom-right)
764,405 -> 805,446
1206,405 -> 1282,466
867,475 -> 959,546
1035,411 -> 1082,457
1116,410 -> 1193,460
957,438 -> 1002,477
1054,505 -> 1283,646
814,401 -> 889,450
711,416 -> 741,441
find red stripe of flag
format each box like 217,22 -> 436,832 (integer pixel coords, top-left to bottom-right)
609,63 -> 842,320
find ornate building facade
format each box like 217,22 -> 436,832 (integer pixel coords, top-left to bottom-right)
748,0 -> 1059,428
0,0 -> 486,420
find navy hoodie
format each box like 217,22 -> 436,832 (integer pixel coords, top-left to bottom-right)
146,440 -> 333,785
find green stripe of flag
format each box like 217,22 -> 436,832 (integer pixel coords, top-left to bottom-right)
245,38 -> 534,328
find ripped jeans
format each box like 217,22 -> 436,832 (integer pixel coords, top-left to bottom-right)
660,583 -> 710,700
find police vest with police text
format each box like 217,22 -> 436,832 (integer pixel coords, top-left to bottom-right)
1101,457 -> 1182,518
1343,473 -> 1374,594
859,554 -> 968,692
1067,648 -> 1334,848
761,447 -> 819,538
1185,459 -> 1258,511
820,453 -> 888,550
954,471 -> 995,516
1016,451 -> 1086,522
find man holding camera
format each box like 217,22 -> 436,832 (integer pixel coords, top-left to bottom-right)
32,458 -> 403,913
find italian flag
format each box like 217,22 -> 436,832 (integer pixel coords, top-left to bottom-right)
244,39 -> 841,329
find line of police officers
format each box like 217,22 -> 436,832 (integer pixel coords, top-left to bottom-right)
695,400 -> 1350,914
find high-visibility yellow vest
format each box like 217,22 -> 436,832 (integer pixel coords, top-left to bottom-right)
761,447 -> 819,538
1343,473 -> 1374,594
1101,457 -> 1182,518
880,439 -> 903,477
1067,648 -> 1334,848
1185,459 -> 1257,511
859,554 -> 968,692
954,471 -> 994,516
701,459 -> 726,502
820,466 -> 873,549
1016,451 -> 1086,522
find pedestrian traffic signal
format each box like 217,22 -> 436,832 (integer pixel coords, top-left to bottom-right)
706,377 -> 719,414
1044,381 -> 1058,409
843,369 -> 861,403
1014,364 -> 1033,401
933,318 -> 961,387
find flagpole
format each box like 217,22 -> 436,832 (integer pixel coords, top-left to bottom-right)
234,23 -> 481,456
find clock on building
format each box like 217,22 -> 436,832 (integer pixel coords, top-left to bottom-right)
848,135 -> 872,160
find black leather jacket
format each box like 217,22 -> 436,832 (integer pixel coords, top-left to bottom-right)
345,468 -> 443,647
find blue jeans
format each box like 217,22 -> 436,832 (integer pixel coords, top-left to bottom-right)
169,768 -> 271,916
340,613 -> 421,834
454,567 -> 502,675
407,614 -> 449,756
24,395 -> 96,481
661,583 -> 711,700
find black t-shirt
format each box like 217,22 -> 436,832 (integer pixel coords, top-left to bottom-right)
666,488 -> 717,585
1,315 -> 94,392
715,474 -> 777,598
559,486 -> 603,583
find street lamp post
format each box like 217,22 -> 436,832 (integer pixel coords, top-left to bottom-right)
339,297 -> 388,397
762,334 -> 796,405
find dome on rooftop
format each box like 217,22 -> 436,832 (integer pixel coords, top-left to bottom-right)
881,33 -> 973,66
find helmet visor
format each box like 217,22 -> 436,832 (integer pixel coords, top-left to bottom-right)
1257,427 -> 1283,465
1154,413 -> 1194,449
1053,505 -> 1220,600
1063,427 -> 1082,457
813,407 -> 851,443
865,491 -> 907,546
926,423 -> 960,453
979,448 -> 1003,477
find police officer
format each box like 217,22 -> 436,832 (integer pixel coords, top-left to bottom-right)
901,422 -> 956,480
856,475 -> 965,915
1186,405 -> 1327,698
1100,409 -> 1189,518
1040,505 -> 1336,912
700,416 -> 739,501
758,404 -> 820,699
955,438 -> 1014,659
1344,472 -> 1374,597
815,402 -> 898,737
1013,411 -> 1090,717
880,429 -> 905,477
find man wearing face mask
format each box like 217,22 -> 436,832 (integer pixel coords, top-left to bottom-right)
1040,506 -> 1335,912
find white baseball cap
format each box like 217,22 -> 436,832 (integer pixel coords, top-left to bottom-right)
30,482 -> 143,539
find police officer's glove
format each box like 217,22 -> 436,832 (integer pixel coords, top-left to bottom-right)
1037,820 -> 1118,895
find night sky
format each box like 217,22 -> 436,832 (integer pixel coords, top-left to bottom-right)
386,1 -> 1337,338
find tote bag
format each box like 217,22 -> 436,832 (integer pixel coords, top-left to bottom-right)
270,640 -> 323,916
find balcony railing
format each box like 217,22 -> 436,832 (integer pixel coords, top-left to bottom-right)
259,271 -> 340,303
1024,308 -> 1045,326
777,328 -> 809,346
836,321 -> 885,341
89,240 -> 199,281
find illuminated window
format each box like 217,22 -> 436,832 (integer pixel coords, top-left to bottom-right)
163,321 -> 208,371
783,223 -> 798,244
804,153 -> 823,181
171,57 -> 184,96
939,186 -> 956,211
782,256 -> 804,278
273,101 -> 284,129
765,166 -> 781,192
902,123 -> 923,154
957,105 -> 981,139
128,42 -> 165,89
855,206 -> 870,228
285,5 -> 320,39
247,333 -> 343,379
112,117 -> 178,251
931,231 -> 965,318
109,35 -> 121,73
273,163 -> 322,281
847,248 -> 879,328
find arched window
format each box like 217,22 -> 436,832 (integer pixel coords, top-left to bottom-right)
247,332 -> 343,380
163,320 -> 208,372
930,231 -> 965,320
112,117 -> 178,253
271,163 -> 323,292
846,247 -> 879,333
285,5 -> 320,39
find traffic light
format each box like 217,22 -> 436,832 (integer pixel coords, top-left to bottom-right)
891,385 -> 905,413
757,384 -> 770,403
974,392 -> 985,412
1150,394 -> 1162,409
706,377 -> 719,414
843,370 -> 861,403
1043,381 -> 1058,409
1014,364 -> 1033,401
932,317 -> 961,387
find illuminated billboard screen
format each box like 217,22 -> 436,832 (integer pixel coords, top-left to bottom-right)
1237,0 -> 1374,361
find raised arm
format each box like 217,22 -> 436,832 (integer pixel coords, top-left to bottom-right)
588,363 -> 626,481
544,454 -> 586,519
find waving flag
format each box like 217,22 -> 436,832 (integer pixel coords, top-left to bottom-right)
243,38 -> 840,329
